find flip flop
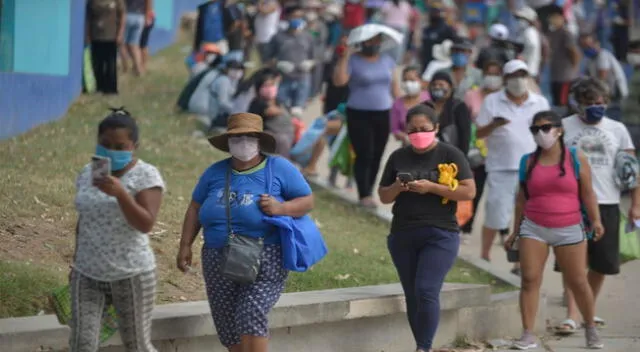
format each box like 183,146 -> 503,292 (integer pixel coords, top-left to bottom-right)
555,319 -> 578,335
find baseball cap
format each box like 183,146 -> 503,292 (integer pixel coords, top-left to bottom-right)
488,23 -> 509,41
503,59 -> 530,75
514,7 -> 537,23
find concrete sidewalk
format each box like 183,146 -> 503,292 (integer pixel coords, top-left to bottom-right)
299,99 -> 640,350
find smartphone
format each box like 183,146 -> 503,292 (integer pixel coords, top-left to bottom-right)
397,172 -> 414,184
91,155 -> 111,184
493,116 -> 509,123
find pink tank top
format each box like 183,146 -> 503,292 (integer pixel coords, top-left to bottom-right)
524,150 -> 581,228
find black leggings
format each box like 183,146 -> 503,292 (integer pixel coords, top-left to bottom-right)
91,40 -> 118,94
346,108 -> 390,199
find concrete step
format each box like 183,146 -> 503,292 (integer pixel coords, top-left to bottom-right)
0,282 -> 525,352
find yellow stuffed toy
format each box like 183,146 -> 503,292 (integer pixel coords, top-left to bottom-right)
437,163 -> 459,204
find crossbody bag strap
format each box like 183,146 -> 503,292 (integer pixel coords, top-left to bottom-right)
265,156 -> 273,195
225,161 -> 232,235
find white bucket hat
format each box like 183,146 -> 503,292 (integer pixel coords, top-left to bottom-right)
347,23 -> 404,51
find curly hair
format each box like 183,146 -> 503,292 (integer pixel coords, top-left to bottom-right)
571,77 -> 610,104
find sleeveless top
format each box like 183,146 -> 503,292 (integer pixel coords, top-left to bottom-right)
524,149 -> 581,228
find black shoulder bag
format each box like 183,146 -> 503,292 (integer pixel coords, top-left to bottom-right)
220,165 -> 264,285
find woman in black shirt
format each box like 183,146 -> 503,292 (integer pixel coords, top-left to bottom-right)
428,71 -> 472,155
378,104 -> 476,352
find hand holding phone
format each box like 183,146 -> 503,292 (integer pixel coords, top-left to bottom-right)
91,155 -> 111,185
492,116 -> 510,127
397,172 -> 414,184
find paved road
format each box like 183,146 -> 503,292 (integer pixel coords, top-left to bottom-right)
300,98 -> 640,350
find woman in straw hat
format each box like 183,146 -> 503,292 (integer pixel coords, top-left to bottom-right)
177,113 -> 314,352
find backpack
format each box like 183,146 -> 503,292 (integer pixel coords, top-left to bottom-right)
518,147 -> 594,239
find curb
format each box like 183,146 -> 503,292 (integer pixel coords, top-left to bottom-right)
307,177 -> 523,289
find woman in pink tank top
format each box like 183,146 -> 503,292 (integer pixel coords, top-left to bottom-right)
504,111 -> 605,350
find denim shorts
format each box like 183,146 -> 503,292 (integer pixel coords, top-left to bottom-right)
124,13 -> 145,45
519,218 -> 585,247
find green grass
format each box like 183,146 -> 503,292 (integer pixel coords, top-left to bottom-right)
0,261 -> 65,318
0,38 -> 514,318
286,189 -> 515,293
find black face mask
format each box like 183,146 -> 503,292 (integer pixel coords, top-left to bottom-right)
361,44 -> 381,56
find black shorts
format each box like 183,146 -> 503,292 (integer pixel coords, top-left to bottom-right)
140,19 -> 154,48
554,204 -> 621,275
551,81 -> 572,107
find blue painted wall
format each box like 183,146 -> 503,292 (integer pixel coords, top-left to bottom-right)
0,0 -> 204,140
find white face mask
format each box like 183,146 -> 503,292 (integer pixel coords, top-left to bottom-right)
628,53 -> 640,66
533,129 -> 560,150
401,80 -> 422,96
506,77 -> 528,97
228,69 -> 244,80
482,75 -> 502,90
228,136 -> 260,162
305,12 -> 318,22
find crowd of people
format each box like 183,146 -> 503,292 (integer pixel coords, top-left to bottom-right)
72,0 -> 640,352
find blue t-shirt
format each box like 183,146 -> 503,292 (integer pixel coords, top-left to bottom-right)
347,54 -> 396,111
202,1 -> 225,43
192,156 -> 312,248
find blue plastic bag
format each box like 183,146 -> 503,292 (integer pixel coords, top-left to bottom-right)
262,215 -> 328,272
290,117 -> 327,166
262,157 -> 328,272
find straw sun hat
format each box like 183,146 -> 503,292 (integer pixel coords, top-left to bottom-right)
208,113 -> 277,153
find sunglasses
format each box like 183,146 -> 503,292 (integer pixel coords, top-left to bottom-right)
529,123 -> 561,134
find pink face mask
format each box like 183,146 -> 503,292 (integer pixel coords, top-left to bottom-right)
409,131 -> 436,149
259,85 -> 278,100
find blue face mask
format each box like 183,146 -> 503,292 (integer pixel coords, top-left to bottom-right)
583,105 -> 606,123
96,145 -> 133,171
289,18 -> 306,31
451,52 -> 468,67
582,47 -> 599,58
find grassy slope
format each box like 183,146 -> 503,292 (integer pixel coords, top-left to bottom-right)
0,40 -> 513,318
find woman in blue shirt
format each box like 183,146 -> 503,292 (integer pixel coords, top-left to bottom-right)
177,113 -> 314,352
333,32 -> 401,208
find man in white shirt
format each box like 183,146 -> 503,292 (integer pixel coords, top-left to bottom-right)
579,32 -> 629,121
254,0 -> 281,64
475,60 -> 550,266
558,78 -> 639,332
514,7 -> 542,79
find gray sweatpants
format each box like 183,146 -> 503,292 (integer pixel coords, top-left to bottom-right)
69,270 -> 157,352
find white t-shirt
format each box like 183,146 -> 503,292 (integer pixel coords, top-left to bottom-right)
585,49 -> 629,99
562,115 -> 635,204
520,26 -> 541,77
74,160 -> 165,281
476,90 -> 551,172
254,5 -> 281,44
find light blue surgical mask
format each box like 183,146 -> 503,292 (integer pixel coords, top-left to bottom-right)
289,18 -> 306,31
451,52 -> 468,67
96,145 -> 133,171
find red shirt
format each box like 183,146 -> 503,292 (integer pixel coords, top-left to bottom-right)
343,3 -> 366,30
